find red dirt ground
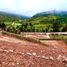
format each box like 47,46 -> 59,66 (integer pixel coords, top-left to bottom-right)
0,34 -> 67,67
41,40 -> 67,49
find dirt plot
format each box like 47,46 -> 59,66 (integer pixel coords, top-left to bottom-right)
21,33 -> 50,39
41,40 -> 67,49
0,34 -> 67,67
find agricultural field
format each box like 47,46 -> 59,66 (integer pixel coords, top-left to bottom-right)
5,22 -> 22,26
0,31 -> 67,67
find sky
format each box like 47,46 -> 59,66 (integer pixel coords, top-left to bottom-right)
0,0 -> 67,16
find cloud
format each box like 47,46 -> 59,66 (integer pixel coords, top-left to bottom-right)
0,0 -> 15,8
18,0 -> 60,16
0,0 -> 67,16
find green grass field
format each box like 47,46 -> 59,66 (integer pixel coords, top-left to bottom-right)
5,22 -> 22,26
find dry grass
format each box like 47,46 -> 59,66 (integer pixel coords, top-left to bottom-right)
2,31 -> 49,47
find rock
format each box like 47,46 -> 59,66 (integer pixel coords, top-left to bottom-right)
26,52 -> 32,56
62,58 -> 67,63
9,50 -> 13,52
57,55 -> 67,62
42,56 -> 49,60
49,56 -> 54,60
32,53 -> 36,56
57,55 -> 62,60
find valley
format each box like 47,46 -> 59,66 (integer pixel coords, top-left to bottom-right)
0,10 -> 67,67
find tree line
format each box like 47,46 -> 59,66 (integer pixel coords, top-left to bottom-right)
0,15 -> 67,33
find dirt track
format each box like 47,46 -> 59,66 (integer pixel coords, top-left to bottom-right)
0,34 -> 67,67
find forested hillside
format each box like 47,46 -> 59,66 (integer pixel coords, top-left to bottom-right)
0,11 -> 29,22
26,11 -> 67,32
0,11 -> 67,33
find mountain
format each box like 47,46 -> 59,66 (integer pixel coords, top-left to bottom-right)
27,10 -> 67,25
25,10 -> 67,32
0,11 -> 30,22
33,10 -> 67,18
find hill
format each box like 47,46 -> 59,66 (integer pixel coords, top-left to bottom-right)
0,10 -> 67,32
33,10 -> 67,18
25,10 -> 67,32
0,11 -> 29,22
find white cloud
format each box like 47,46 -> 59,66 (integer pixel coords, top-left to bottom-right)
0,0 -> 15,8
0,0 -> 67,16
18,0 -> 60,16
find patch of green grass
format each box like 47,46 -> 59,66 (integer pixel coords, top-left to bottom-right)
15,23 -> 21,25
5,22 -> 11,25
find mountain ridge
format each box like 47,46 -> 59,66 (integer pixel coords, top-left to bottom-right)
0,11 -> 30,22
33,10 -> 67,18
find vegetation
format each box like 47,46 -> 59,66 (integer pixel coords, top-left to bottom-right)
50,34 -> 67,39
0,11 -> 67,33
50,34 -> 67,44
0,11 -> 29,22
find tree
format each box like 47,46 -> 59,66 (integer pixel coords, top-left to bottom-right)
0,22 -> 6,30
52,22 -> 62,32
62,24 -> 67,32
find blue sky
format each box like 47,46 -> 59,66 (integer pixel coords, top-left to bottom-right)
0,0 -> 67,16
